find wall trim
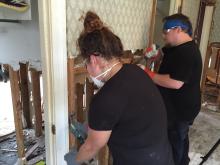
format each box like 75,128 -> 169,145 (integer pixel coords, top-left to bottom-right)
38,0 -> 68,164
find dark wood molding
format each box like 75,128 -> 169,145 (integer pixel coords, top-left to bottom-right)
194,0 -> 216,46
194,1 -> 206,45
179,0 -> 184,13
201,0 -> 216,6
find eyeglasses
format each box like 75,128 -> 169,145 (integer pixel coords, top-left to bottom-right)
162,26 -> 179,35
83,52 -> 102,68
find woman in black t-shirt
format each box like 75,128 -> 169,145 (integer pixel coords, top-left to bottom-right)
75,11 -> 174,165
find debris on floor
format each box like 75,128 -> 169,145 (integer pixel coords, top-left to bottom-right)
0,129 -> 45,165
189,85 -> 220,165
202,85 -> 220,112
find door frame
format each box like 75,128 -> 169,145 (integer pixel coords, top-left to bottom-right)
38,0 -> 69,164
194,0 -> 216,46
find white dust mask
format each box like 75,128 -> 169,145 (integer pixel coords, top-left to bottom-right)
90,76 -> 105,88
90,62 -> 120,88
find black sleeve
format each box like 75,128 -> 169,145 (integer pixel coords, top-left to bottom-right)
88,89 -> 126,131
170,50 -> 193,83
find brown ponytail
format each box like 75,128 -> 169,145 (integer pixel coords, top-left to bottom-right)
77,11 -> 123,60
84,11 -> 104,33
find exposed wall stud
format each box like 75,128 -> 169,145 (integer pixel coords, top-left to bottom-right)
19,62 -> 31,128
68,57 -> 75,148
9,66 -> 25,159
30,68 -> 42,137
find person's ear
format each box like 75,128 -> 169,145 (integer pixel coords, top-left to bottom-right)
176,27 -> 182,34
90,55 -> 103,70
90,55 -> 97,66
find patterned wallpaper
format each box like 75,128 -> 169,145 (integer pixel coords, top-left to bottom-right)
210,0 -> 220,42
181,0 -> 200,33
66,0 -> 153,57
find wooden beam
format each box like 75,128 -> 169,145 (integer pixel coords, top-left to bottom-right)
9,66 -> 25,159
19,62 -> 31,128
0,132 -> 15,143
68,57 -> 75,148
148,0 -> 157,47
201,45 -> 212,93
25,136 -> 44,159
75,83 -> 84,149
194,1 -> 207,45
217,92 -> 220,105
85,78 -> 94,121
27,153 -> 45,165
74,66 -> 87,75
178,0 -> 184,13
30,69 -> 42,137
76,83 -> 84,123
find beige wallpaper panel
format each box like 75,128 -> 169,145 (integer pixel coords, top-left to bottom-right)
182,0 -> 200,33
210,0 -> 220,43
66,0 -> 153,57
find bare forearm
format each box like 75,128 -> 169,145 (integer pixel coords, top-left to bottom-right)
139,64 -> 184,89
153,74 -> 183,89
76,141 -> 98,163
76,128 -> 111,163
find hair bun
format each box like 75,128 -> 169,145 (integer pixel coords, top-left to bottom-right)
84,11 -> 104,33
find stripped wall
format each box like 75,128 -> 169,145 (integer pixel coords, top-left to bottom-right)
66,0 -> 153,57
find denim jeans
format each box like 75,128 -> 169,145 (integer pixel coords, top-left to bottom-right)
168,120 -> 193,165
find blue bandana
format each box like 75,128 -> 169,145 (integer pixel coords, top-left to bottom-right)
163,19 -> 192,36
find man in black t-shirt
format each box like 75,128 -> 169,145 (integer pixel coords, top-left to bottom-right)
74,11 -> 174,165
143,14 -> 202,165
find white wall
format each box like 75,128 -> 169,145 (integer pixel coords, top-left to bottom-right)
0,0 -> 40,70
